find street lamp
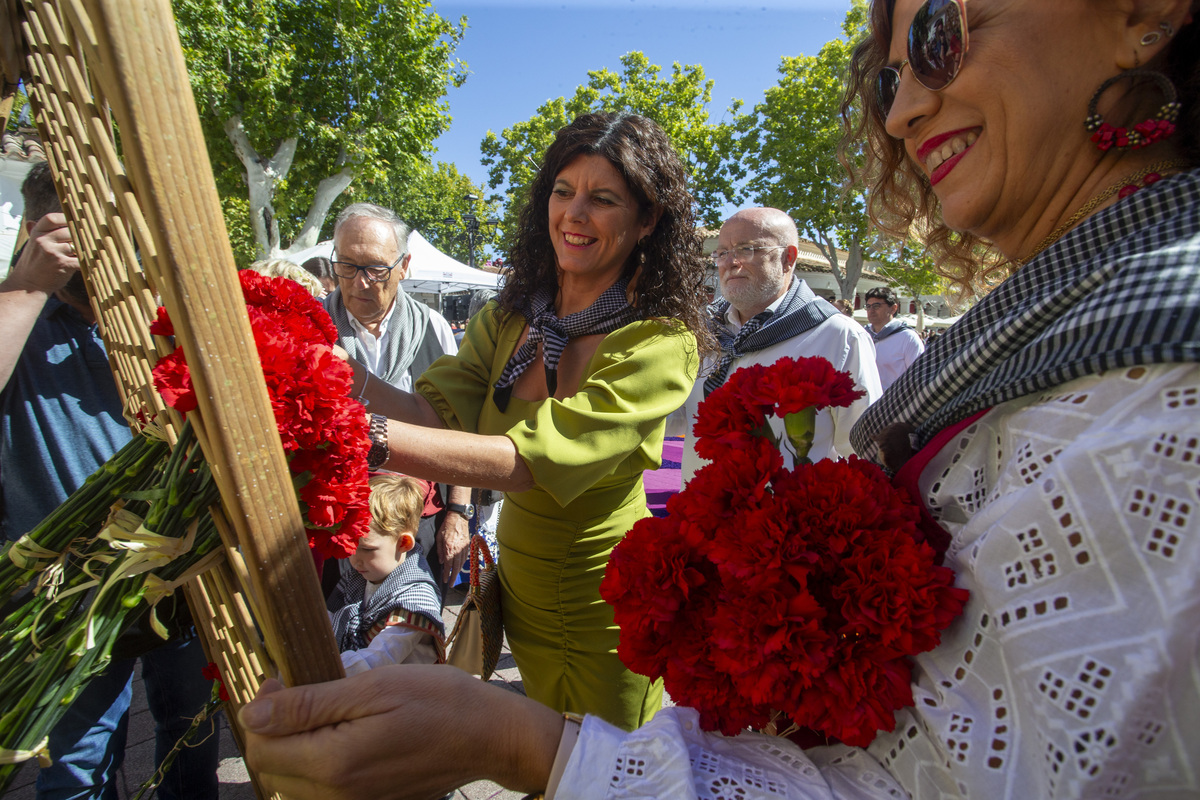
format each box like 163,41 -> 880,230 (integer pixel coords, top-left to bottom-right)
443,193 -> 497,270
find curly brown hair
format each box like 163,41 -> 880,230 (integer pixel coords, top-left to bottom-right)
840,0 -> 1200,293
498,112 -> 714,355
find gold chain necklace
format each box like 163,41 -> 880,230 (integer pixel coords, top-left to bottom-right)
1015,159 -> 1190,267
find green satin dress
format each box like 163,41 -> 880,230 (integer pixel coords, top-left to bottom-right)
416,304 -> 698,730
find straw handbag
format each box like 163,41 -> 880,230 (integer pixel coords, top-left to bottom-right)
445,536 -> 503,680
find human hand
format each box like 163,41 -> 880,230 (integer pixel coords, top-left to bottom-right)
5,213 -> 79,296
438,513 -> 470,586
240,665 -> 562,800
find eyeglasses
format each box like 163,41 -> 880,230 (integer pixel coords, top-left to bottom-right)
875,0 -> 969,118
710,245 -> 785,266
331,253 -> 405,283
864,302 -> 892,311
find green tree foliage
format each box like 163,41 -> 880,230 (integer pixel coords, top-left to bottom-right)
362,161 -> 501,265
479,52 -> 743,247
219,194 -> 259,267
173,0 -> 466,261
739,1 -> 874,300
2,85 -> 29,133
874,237 -> 948,327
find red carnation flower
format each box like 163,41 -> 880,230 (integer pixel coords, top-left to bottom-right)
151,351 -> 197,413
149,306 -> 174,337
201,662 -> 230,702
692,381 -> 771,462
604,357 -> 968,747
738,356 -> 865,417
150,271 -> 370,557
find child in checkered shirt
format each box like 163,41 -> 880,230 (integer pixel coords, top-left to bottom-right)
326,474 -> 445,675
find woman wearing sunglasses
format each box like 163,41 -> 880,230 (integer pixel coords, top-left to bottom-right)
240,1 -> 1200,797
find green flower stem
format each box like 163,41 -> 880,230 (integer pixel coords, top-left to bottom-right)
784,407 -> 817,465
0,436 -> 168,596
131,685 -> 222,800
0,419 -> 225,795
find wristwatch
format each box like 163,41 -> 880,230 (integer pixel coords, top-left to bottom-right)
366,413 -> 389,470
446,502 -> 475,520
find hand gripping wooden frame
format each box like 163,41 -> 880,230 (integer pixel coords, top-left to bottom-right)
1,1 -> 344,794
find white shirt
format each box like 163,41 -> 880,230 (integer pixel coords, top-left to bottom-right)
347,299 -> 458,391
872,325 -> 924,391
682,300 -> 882,483
556,363 -> 1200,800
334,578 -> 440,676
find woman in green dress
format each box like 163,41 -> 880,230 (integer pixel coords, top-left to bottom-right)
350,111 -> 713,730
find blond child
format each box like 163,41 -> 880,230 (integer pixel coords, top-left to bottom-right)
326,474 -> 445,675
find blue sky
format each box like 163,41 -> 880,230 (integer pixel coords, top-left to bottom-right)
429,0 -> 854,201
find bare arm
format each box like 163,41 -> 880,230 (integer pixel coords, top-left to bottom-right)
340,353 -> 536,493
0,214 -> 80,391
344,354 -> 445,428
380,417 -> 536,494
241,666 -> 564,800
436,484 -> 473,585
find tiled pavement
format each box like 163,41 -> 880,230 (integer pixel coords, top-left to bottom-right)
2,585 -> 527,800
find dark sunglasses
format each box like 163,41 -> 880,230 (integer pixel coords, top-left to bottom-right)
875,0 -> 969,117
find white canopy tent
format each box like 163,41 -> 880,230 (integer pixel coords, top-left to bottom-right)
288,230 -> 501,297
852,311 -> 961,331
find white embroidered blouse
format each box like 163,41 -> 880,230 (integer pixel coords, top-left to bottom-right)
556,363 -> 1200,799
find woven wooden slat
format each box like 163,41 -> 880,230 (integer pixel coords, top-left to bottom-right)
6,0 -> 347,791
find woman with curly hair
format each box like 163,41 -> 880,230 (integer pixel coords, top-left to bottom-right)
339,111 -> 709,730
243,1 -> 1199,798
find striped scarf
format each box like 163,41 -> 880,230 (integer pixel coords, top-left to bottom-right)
492,278 -> 637,411
851,169 -> 1200,466
703,278 -> 838,396
870,318 -> 915,343
327,551 -> 444,652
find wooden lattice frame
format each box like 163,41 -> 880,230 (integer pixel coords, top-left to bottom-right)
1,0 -> 345,792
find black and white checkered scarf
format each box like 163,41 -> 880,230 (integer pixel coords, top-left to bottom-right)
851,169 -> 1200,466
492,278 -> 637,411
703,277 -> 838,396
327,551 -> 444,652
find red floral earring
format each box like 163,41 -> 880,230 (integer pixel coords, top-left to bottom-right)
1085,69 -> 1180,151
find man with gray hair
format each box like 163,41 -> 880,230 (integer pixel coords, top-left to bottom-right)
324,202 -> 471,597
682,207 -> 882,481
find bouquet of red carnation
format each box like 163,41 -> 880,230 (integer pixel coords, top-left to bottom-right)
151,270 -> 371,558
601,356 -> 968,747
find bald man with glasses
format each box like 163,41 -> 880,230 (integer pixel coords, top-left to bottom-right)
681,207 -> 881,482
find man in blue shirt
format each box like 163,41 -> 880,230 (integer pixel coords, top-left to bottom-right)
1,162 -> 218,799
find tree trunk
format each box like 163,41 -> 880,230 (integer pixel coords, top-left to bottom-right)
812,229 -> 864,301
284,160 -> 354,257
223,116 -> 296,258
